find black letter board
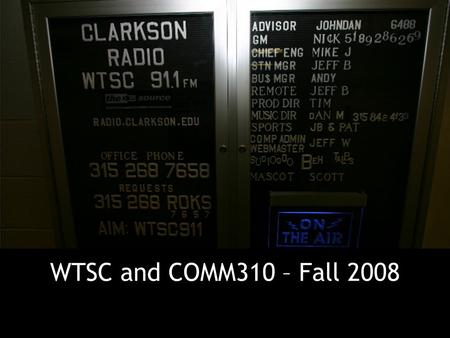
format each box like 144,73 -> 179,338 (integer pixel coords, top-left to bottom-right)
249,11 -> 428,248
48,14 -> 216,248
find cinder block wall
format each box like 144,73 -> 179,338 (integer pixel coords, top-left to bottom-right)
423,61 -> 450,248
0,0 -> 56,248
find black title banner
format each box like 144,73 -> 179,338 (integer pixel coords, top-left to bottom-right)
1,250 -> 449,290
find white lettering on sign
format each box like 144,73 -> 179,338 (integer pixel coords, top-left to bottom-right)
107,48 -> 165,67
81,21 -> 187,42
315,20 -> 362,31
252,21 -> 297,32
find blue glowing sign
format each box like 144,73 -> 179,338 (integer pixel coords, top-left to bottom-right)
276,211 -> 354,248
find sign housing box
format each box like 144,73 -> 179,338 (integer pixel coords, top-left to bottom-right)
22,0 -> 449,248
